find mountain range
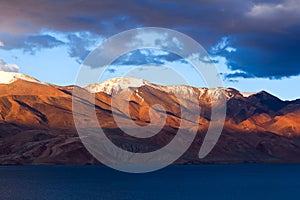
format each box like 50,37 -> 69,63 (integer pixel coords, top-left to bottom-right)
0,71 -> 300,165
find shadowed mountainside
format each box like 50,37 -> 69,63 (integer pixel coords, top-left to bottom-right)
0,73 -> 300,165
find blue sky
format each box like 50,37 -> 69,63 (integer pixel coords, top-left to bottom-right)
0,0 -> 299,100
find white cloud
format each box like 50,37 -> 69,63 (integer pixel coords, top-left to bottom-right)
0,59 -> 20,72
129,30 -> 184,51
247,4 -> 284,17
246,0 -> 300,23
225,47 -> 236,53
211,36 -> 236,54
211,37 -> 229,52
0,41 -> 4,47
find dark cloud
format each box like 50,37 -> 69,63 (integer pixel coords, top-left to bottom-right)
0,34 -> 65,54
24,35 -> 65,54
0,0 -> 299,78
112,49 -> 182,66
107,68 -> 116,73
67,32 -> 102,63
215,33 -> 300,78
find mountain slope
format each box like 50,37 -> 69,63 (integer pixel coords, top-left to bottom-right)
0,72 -> 300,164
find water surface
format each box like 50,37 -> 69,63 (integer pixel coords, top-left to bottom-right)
0,165 -> 299,199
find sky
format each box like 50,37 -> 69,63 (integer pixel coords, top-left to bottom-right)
0,0 -> 299,100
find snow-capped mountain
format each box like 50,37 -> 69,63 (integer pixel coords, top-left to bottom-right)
85,76 -> 256,100
1,73 -> 300,165
0,71 -> 41,84
84,77 -> 150,94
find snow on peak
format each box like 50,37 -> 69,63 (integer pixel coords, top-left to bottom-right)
85,77 -> 257,101
85,76 -> 151,94
207,88 -> 240,99
166,87 -> 243,101
203,88 -> 239,103
165,85 -> 196,96
0,71 -> 41,84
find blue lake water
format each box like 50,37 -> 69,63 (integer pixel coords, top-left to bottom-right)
0,164 -> 300,200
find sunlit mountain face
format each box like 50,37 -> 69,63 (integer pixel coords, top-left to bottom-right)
0,72 -> 300,165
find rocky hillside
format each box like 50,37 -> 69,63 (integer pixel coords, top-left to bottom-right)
0,72 -> 300,165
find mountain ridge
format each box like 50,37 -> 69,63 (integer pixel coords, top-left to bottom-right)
0,71 -> 300,165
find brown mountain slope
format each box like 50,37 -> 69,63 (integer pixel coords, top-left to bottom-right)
0,75 -> 300,165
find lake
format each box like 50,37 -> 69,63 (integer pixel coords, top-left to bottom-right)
0,165 -> 299,199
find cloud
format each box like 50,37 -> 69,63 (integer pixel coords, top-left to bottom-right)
0,0 -> 299,79
0,31 -> 102,62
67,31 -> 103,63
210,36 -> 236,55
112,49 -> 182,66
0,59 -> 20,72
24,34 -> 65,54
225,72 -> 255,79
0,34 -> 65,54
0,41 -> 4,47
129,30 -> 184,50
224,34 -> 300,78
246,0 -> 300,26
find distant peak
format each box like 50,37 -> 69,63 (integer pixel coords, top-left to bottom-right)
84,76 -> 152,94
240,92 -> 256,97
0,71 -> 41,84
84,77 -> 260,101
253,90 -> 278,99
105,76 -> 149,85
